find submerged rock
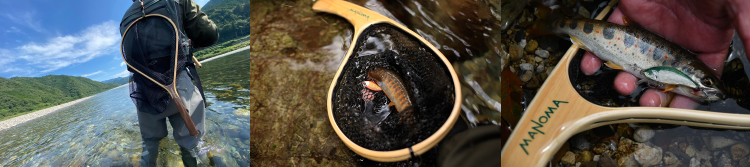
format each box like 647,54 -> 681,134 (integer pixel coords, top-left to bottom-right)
633,143 -> 662,167
562,151 -> 576,164
663,151 -> 679,165
579,150 -> 593,163
633,125 -> 655,142
732,143 -> 750,161
708,136 -> 738,150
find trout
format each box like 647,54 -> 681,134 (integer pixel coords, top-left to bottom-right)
531,17 -> 726,102
367,67 -> 416,124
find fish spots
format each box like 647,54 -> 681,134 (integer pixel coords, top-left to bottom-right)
623,35 -> 635,48
653,48 -> 662,60
640,42 -> 650,54
618,37 -> 621,40
596,30 -> 600,33
602,27 -> 615,39
570,21 -> 578,29
583,22 -> 594,34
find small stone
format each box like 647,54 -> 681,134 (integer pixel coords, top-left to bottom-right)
520,71 -> 533,82
578,6 -> 591,18
534,56 -> 543,62
562,151 -> 576,164
664,151 -> 679,165
686,145 -> 697,157
571,134 -> 591,151
696,148 -> 711,161
732,143 -> 750,161
633,143 -> 662,167
617,155 -> 640,167
593,155 -> 600,162
599,154 -> 618,167
709,136 -> 739,150
535,49 -> 550,58
536,64 -> 545,73
690,157 -> 700,167
717,153 -> 732,167
473,57 -> 487,70
509,44 -> 524,60
740,156 -> 750,167
519,63 -> 534,71
525,40 -> 538,53
575,162 -> 581,167
580,150 -> 593,163
633,125 -> 656,142
616,124 -> 633,139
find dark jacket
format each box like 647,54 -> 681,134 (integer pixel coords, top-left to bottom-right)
120,0 -> 218,48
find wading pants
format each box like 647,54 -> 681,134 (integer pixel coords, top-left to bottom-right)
136,70 -> 206,166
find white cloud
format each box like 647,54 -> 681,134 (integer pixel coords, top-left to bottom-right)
12,20 -> 120,73
81,70 -> 103,77
4,11 -> 45,33
114,70 -> 131,78
120,62 -> 126,66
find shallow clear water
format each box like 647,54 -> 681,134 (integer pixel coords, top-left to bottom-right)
0,51 -> 250,166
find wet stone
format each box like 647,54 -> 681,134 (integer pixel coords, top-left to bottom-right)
633,143 -> 662,167
717,153 -> 732,167
690,157 -> 700,167
732,143 -> 750,161
709,136 -> 738,150
663,151 -> 679,165
520,63 -> 534,71
536,64 -> 545,73
633,125 -> 655,142
686,144 -> 697,157
578,6 -> 591,19
617,124 -> 633,139
740,156 -> 750,167
463,60 -> 480,72
525,40 -> 538,53
579,150 -> 593,163
535,49 -> 550,58
562,151 -> 576,164
599,153 -> 618,167
617,155 -> 639,167
520,71 -> 533,82
509,44 -> 525,60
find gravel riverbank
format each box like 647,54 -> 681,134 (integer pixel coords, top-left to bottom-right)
0,84 -> 127,132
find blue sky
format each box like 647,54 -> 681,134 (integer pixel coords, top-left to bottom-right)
0,0 -> 210,81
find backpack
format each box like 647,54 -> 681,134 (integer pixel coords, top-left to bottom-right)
120,0 -> 206,115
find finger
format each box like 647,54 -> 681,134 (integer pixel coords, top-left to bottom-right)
607,7 -> 625,25
696,51 -> 728,76
581,52 -> 602,75
727,0 -> 750,61
639,89 -> 669,107
614,72 -> 637,95
669,95 -> 700,109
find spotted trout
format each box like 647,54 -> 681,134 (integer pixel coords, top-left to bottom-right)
531,17 -> 726,102
367,67 -> 416,124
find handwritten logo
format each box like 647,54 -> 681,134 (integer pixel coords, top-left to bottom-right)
519,100 -> 568,155
350,9 -> 369,20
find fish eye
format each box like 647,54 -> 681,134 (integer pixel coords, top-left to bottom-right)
701,77 -> 714,87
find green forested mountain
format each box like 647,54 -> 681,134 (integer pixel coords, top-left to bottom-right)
102,76 -> 130,85
0,75 -> 119,120
201,0 -> 249,44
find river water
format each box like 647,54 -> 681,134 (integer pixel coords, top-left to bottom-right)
0,50 -> 250,166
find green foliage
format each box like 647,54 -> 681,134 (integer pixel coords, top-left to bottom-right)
0,75 -> 119,120
194,35 -> 250,60
202,0 -> 249,44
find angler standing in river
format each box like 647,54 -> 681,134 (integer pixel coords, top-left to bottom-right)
120,0 -> 218,166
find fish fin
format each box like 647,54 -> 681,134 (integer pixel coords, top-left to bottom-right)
663,85 -> 676,92
570,36 -> 591,50
643,66 -> 699,88
621,16 -> 642,28
604,61 -> 623,70
388,101 -> 395,108
362,81 -> 383,91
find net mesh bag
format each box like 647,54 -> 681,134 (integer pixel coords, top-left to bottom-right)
122,15 -> 188,115
332,23 -> 456,151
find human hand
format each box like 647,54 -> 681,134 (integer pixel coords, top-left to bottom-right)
580,0 -> 750,109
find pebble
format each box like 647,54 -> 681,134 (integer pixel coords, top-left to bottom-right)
473,57 -> 487,70
732,143 -> 750,161
509,44 -> 525,60
717,153 -> 732,167
696,148 -> 711,161
525,39 -> 538,53
520,70 -> 533,82
616,124 -> 633,139
578,6 -> 591,18
536,64 -> 545,73
690,157 -> 700,167
633,143 -> 662,167
534,56 -> 543,62
686,144 -> 697,157
571,134 -> 591,151
579,150 -> 593,163
633,125 -> 655,142
599,153 -> 618,167
663,151 -> 678,165
519,63 -> 534,71
463,60 -> 480,72
535,49 -> 550,58
709,136 -> 738,150
562,151 -> 576,164
617,155 -> 639,167
741,156 -> 750,167
593,155 -> 600,162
